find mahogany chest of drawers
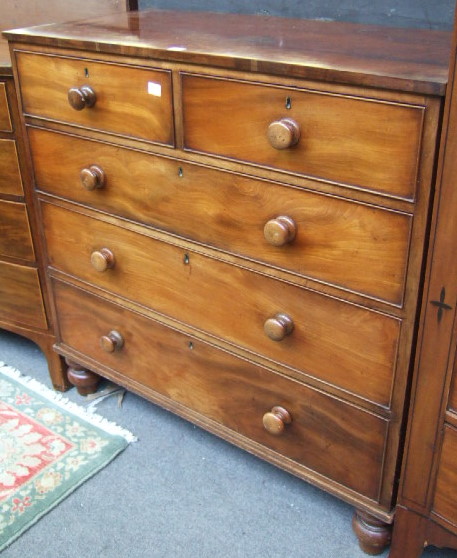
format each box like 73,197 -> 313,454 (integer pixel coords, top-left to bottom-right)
4,10 -> 451,554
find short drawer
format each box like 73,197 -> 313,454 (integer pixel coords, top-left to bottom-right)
433,425 -> 457,527
42,202 -> 401,407
31,128 -> 411,305
0,260 -> 47,329
0,200 -> 35,261
182,74 -> 424,200
16,51 -> 174,146
54,279 -> 387,501
0,139 -> 23,196
0,82 -> 12,132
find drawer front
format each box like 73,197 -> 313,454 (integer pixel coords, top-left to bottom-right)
0,260 -> 47,329
447,352 -> 457,414
54,279 -> 387,500
31,128 -> 412,305
182,74 -> 424,199
16,51 -> 174,146
0,82 -> 12,132
0,200 -> 35,261
433,425 -> 457,527
42,202 -> 401,406
0,139 -> 24,196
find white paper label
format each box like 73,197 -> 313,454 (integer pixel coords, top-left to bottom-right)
147,82 -> 162,97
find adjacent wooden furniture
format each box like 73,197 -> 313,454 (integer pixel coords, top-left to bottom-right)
0,1 -> 134,390
4,11 -> 452,553
0,42 -> 68,389
389,6 -> 457,557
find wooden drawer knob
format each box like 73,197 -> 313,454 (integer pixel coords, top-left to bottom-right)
267,118 -> 300,150
263,406 -> 292,435
90,248 -> 115,272
100,330 -> 124,353
264,216 -> 296,246
264,313 -> 294,341
68,85 -> 96,111
80,165 -> 105,191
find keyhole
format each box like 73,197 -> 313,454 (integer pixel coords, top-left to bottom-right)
188,341 -> 194,350
285,96 -> 292,110
84,68 -> 89,78
178,167 -> 184,177
183,253 -> 190,265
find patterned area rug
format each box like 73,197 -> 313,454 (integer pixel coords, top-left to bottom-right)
0,362 -> 136,552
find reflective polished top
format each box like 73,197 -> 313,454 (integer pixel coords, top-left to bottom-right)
3,9 -> 452,94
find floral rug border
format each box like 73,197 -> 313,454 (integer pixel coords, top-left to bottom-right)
0,361 -> 137,552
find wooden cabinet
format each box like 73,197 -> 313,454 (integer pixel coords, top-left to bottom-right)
4,10 -> 452,554
0,58 -> 67,389
389,7 -> 457,557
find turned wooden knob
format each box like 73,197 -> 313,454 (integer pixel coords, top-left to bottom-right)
100,330 -> 124,353
90,248 -> 115,272
267,118 -> 300,149
68,85 -> 96,111
80,165 -> 105,190
264,313 -> 294,341
263,406 -> 292,435
264,216 -> 297,246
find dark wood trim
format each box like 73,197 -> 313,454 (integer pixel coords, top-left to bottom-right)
126,0 -> 138,11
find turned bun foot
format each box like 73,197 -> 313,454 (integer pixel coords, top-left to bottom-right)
352,509 -> 392,555
65,358 -> 101,395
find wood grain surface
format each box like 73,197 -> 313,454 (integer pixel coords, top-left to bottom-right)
16,51 -> 174,145
0,200 -> 34,261
432,425 -> 457,527
182,73 -> 425,199
42,201 -> 400,406
0,83 -> 12,129
4,10 -> 451,94
0,139 -> 23,196
0,260 -> 46,329
54,278 -> 387,500
30,127 -> 412,305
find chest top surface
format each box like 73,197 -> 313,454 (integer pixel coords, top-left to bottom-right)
3,9 -> 452,95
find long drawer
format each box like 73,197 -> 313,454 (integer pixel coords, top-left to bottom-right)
0,260 -> 47,329
31,128 -> 412,305
15,51 -> 174,146
181,73 -> 424,200
0,200 -> 35,261
42,201 -> 401,406
54,278 -> 388,501
0,139 -> 23,196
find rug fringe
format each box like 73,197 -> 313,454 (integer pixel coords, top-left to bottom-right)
0,362 -> 138,443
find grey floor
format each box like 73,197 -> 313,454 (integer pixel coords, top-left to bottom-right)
0,328 -> 456,558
